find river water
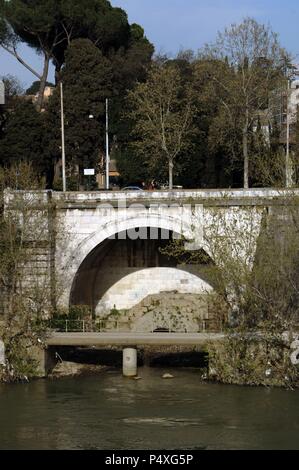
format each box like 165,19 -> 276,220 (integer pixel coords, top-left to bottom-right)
0,367 -> 299,450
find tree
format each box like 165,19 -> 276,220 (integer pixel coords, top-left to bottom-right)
162,195 -> 299,387
0,74 -> 23,99
0,0 -> 62,111
128,63 -> 194,189
0,0 -> 151,112
184,57 -> 234,188
250,117 -> 287,187
0,75 -> 23,140
201,18 -> 287,188
0,100 -> 48,176
114,144 -> 148,186
0,163 -> 46,379
106,23 -> 154,185
0,0 -> 132,110
46,39 -> 113,188
0,163 -> 71,380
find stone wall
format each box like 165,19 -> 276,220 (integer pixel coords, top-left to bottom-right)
101,291 -> 221,333
96,269 -> 212,315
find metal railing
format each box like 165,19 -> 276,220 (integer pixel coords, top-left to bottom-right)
45,318 -> 223,334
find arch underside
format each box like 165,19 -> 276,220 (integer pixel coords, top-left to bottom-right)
70,227 -> 215,320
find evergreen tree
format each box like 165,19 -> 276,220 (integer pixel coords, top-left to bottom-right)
0,0 -> 152,111
0,100 -> 48,175
46,39 -> 113,188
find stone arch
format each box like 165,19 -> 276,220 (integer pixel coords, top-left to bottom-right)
60,213 -> 199,307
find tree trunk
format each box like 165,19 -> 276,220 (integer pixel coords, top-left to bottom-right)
169,159 -> 174,190
36,52 -> 50,112
243,108 -> 249,189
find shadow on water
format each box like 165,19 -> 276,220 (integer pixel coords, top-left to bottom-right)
54,346 -> 208,369
55,346 -> 125,367
149,351 -> 208,368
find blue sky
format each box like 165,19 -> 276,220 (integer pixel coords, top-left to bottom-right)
1,0 -> 299,89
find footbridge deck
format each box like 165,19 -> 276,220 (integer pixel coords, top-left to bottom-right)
46,332 -> 225,347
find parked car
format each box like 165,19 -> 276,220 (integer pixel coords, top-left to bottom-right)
121,186 -> 143,191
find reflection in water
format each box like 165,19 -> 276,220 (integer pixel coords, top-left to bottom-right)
0,368 -> 299,449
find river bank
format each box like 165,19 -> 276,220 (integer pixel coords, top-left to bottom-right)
1,335 -> 299,388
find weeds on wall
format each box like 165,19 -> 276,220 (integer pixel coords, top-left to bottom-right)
162,196 -> 299,387
0,163 -> 69,381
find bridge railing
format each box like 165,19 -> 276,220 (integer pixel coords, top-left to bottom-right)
45,318 -> 223,333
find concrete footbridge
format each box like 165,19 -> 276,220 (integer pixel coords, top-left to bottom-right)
46,331 -> 225,347
44,331 -> 225,377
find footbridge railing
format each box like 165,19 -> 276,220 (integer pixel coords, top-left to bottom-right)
44,318 -> 223,334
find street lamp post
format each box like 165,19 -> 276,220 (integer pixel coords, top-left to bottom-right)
282,61 -> 299,188
0,80 -> 5,105
285,78 -> 293,188
60,82 -> 66,192
105,98 -> 110,190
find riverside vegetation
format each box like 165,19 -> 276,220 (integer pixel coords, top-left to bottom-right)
161,197 -> 299,388
0,163 -> 71,382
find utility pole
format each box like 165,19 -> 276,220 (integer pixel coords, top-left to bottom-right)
285,79 -> 294,188
0,80 -> 5,105
60,82 -> 66,192
286,79 -> 291,187
105,98 -> 110,190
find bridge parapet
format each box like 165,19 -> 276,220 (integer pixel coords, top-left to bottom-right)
50,188 -> 299,208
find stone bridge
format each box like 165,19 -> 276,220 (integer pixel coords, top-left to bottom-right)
5,187 -> 296,332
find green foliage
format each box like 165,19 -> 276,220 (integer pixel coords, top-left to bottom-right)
0,100 -> 49,176
46,32 -> 153,187
0,164 -> 66,381
0,74 -> 23,100
115,146 -> 148,185
46,305 -> 92,331
127,62 -> 195,188
250,118 -> 285,187
0,75 -> 24,143
53,304 -> 92,320
46,39 -> 113,177
200,18 -> 287,188
0,12 -> 296,190
163,196 -> 299,386
208,333 -> 298,387
0,0 -> 153,109
293,114 -> 299,184
109,306 -> 121,317
3,334 -> 40,381
52,175 -> 80,192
